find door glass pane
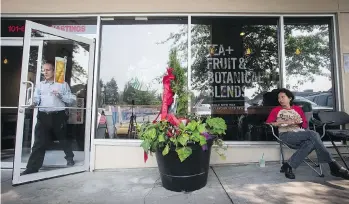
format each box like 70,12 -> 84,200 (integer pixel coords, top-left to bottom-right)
19,30 -> 90,175
1,45 -> 38,167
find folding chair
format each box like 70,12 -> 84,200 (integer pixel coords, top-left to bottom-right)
266,101 -> 325,177
317,111 -> 349,170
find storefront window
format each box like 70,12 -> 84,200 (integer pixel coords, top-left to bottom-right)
284,17 -> 334,112
97,17 -> 188,139
185,17 -> 280,141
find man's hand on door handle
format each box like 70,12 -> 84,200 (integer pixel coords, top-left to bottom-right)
29,102 -> 38,109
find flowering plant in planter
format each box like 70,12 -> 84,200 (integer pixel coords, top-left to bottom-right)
139,115 -> 227,162
138,49 -> 227,162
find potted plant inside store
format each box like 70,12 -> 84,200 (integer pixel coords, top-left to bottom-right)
138,49 -> 227,192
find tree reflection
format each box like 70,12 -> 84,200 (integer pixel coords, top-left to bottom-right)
122,80 -> 160,105
30,31 -> 88,87
161,20 -> 330,97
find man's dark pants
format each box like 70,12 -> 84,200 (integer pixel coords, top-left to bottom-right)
26,110 -> 74,171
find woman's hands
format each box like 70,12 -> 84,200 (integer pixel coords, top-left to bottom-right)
293,118 -> 303,125
269,119 -> 302,127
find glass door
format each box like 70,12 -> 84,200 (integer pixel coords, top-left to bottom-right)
1,39 -> 43,169
12,21 -> 95,185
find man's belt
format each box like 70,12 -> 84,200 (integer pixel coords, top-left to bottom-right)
39,110 -> 65,115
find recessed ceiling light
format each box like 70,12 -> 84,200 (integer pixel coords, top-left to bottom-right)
101,17 -> 115,21
135,17 -> 148,21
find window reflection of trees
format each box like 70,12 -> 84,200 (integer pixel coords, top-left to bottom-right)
98,21 -> 187,108
161,17 -> 333,141
164,18 -> 332,100
99,77 -> 162,106
285,24 -> 331,90
71,44 -> 88,85
284,18 -> 333,109
242,24 -> 279,96
163,22 -> 279,99
29,31 -> 89,88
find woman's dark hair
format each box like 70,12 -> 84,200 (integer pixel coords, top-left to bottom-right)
101,110 -> 105,115
277,88 -> 295,104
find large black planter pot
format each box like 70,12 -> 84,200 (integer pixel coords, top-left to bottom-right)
155,139 -> 213,192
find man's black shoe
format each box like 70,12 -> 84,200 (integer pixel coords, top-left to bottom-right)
20,169 -> 38,176
67,159 -> 75,166
281,163 -> 295,179
331,167 -> 349,180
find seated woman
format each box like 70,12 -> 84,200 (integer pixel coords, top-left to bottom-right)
266,88 -> 349,180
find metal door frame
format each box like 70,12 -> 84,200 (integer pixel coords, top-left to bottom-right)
1,39 -> 43,169
12,20 -> 95,185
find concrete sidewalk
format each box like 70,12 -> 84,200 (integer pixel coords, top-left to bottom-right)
1,162 -> 349,204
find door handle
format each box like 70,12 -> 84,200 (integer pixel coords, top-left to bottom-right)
26,87 -> 32,105
21,81 -> 34,107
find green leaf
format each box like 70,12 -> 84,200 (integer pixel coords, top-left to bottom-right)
185,121 -> 197,131
176,147 -> 192,162
162,144 -> 170,156
148,128 -> 157,139
140,140 -> 150,152
177,135 -> 189,146
169,137 -> 178,146
158,133 -> 165,142
198,135 -> 207,146
190,131 -> 201,142
197,124 -> 206,133
150,141 -> 159,152
206,118 -> 227,135
179,123 -> 185,130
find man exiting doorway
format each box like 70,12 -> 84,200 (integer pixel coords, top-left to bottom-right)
21,62 -> 76,175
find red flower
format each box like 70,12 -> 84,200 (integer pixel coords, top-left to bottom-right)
167,114 -> 180,126
178,117 -> 190,125
160,67 -> 175,120
167,130 -> 174,137
144,151 -> 148,163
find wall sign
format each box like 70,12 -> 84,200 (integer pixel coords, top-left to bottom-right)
7,24 -> 96,34
207,44 -> 262,112
8,25 -> 25,33
51,25 -> 89,33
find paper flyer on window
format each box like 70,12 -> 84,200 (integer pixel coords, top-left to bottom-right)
68,98 -> 84,124
54,56 -> 67,84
